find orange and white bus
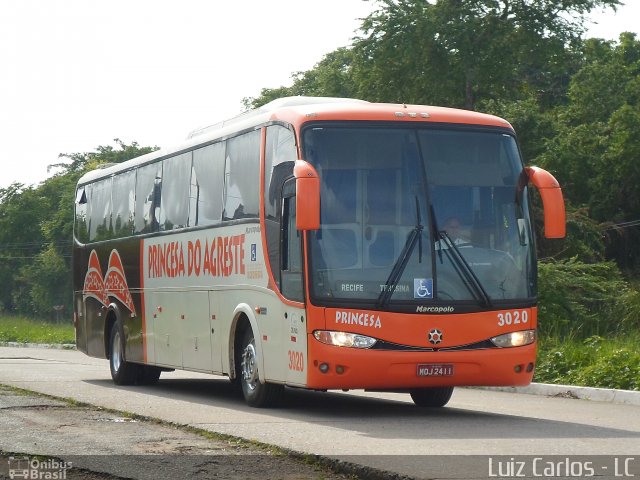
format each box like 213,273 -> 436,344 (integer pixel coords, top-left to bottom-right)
73,97 -> 565,407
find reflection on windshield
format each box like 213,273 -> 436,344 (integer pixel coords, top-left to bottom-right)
303,125 -> 535,309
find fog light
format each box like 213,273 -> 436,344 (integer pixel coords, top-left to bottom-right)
526,362 -> 534,373
490,330 -> 536,348
336,365 -> 345,374
514,364 -> 523,373
319,363 -> 329,373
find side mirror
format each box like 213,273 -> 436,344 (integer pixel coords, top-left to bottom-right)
293,160 -> 320,230
526,166 -> 566,239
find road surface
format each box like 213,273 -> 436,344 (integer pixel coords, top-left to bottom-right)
1,346 -> 638,479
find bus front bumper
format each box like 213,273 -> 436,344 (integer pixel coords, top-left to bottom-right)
305,338 -> 537,390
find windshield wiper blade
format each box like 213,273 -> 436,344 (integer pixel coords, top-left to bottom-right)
439,231 -> 492,307
377,198 -> 423,309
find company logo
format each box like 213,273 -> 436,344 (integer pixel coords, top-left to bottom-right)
416,305 -> 455,313
335,311 -> 382,329
83,249 -> 136,315
8,456 -> 72,480
428,328 -> 443,345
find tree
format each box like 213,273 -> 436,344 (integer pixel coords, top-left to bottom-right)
0,184 -> 46,313
0,140 -> 157,318
247,0 -> 620,112
540,33 -> 640,270
353,0 -> 620,110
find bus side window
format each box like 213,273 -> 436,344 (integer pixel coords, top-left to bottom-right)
111,169 -> 136,238
223,130 -> 260,220
134,163 -> 162,234
88,179 -> 113,241
190,142 -> 225,226
281,180 -> 303,302
75,187 -> 89,243
160,152 -> 191,230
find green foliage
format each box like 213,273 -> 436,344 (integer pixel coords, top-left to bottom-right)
538,259 -> 640,338
354,0 -> 596,109
535,335 -> 640,390
479,96 -> 557,162
539,33 -> 640,270
534,205 -> 606,263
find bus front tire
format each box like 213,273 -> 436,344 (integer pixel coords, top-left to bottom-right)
239,329 -> 283,407
109,322 -> 139,386
410,386 -> 454,408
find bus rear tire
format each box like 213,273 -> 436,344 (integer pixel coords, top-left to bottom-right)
410,386 -> 454,408
109,321 -> 139,386
239,328 -> 283,407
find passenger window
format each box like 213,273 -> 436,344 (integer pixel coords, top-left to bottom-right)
160,153 -> 191,230
111,170 -> 136,238
189,142 -> 225,226
223,130 -> 260,220
135,163 -> 162,234
75,187 -> 89,243
88,179 -> 112,241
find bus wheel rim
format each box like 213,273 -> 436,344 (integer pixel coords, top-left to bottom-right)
112,330 -> 122,373
241,341 -> 258,391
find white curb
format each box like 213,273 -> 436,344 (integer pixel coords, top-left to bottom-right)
478,382 -> 640,406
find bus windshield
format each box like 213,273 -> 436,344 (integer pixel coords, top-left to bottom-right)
303,124 -> 535,310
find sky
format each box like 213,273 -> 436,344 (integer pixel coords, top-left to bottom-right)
1,0 -> 638,190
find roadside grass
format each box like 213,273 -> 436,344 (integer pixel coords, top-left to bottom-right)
535,333 -> 640,391
0,315 -> 74,344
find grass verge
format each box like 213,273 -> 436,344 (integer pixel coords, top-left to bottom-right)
535,333 -> 640,391
0,315 -> 74,344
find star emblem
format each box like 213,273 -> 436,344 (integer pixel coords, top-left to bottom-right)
428,329 -> 443,345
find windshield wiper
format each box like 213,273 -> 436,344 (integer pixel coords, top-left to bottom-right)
377,197 -> 423,309
438,231 -> 492,307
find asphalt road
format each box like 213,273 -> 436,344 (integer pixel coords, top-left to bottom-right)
1,346 -> 639,479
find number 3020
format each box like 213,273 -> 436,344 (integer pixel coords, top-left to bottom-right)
288,350 -> 304,372
497,310 -> 528,327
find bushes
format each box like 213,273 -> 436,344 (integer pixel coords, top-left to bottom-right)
537,258 -> 640,338
536,259 -> 640,390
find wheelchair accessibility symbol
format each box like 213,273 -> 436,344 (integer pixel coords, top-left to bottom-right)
414,278 -> 433,299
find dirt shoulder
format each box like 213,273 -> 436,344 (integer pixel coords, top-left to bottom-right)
0,385 -> 356,480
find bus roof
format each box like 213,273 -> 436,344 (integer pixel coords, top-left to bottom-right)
77,96 -> 513,186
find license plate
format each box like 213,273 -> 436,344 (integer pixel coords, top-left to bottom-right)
417,364 -> 454,377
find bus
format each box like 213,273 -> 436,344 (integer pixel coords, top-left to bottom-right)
73,96 -> 565,408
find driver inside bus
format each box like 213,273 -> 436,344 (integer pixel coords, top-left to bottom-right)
440,217 -> 471,247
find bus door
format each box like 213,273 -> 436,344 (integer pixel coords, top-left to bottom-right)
281,178 -> 307,385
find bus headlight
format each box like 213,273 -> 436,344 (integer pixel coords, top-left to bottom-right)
490,330 -> 536,348
313,330 -> 377,349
